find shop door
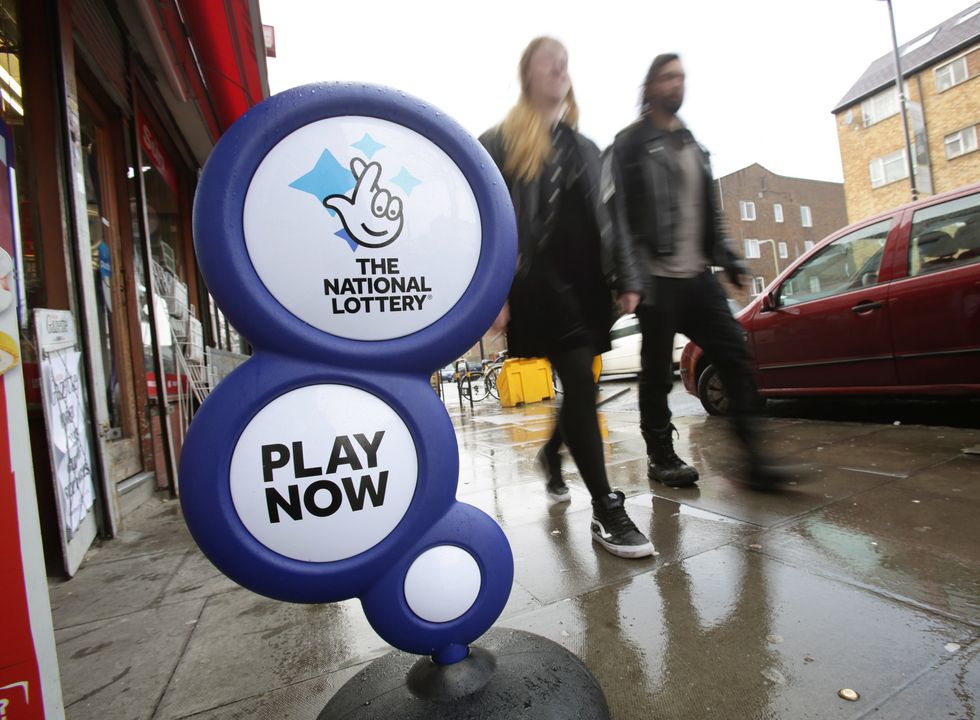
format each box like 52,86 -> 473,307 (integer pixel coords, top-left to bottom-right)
76,91 -> 144,487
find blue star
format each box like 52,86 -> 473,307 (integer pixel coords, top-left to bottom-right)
390,167 -> 422,195
351,133 -> 385,159
335,228 -> 358,251
289,149 -> 355,213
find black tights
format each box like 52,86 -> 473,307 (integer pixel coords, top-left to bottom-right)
544,345 -> 612,500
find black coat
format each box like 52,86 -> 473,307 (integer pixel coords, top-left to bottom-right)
602,119 -> 746,299
480,124 -> 619,358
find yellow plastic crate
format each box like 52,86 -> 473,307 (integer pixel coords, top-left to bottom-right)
497,358 -> 555,407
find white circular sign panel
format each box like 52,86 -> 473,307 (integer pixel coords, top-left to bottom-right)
230,384 -> 418,562
243,116 -> 482,341
404,545 -> 482,623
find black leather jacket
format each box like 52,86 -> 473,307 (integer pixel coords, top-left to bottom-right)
602,119 -> 745,296
480,124 -> 633,293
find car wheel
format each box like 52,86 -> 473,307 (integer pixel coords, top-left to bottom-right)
696,365 -> 767,415
697,365 -> 731,416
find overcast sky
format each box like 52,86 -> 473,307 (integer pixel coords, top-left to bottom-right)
259,0 -> 976,183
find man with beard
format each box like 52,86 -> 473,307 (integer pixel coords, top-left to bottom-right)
603,53 -> 788,490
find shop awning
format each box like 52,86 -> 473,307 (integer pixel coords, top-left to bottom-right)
179,0 -> 268,131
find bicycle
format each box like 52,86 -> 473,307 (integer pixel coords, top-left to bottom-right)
482,357 -> 505,400
455,360 -> 491,403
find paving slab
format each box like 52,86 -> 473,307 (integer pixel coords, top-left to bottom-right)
47,382 -> 980,720
155,589 -> 388,719
55,599 -> 204,720
505,493 -> 758,605
181,664 -> 364,719
759,456 -> 980,625
503,544 -> 975,720
48,551 -> 186,628
863,639 -> 979,719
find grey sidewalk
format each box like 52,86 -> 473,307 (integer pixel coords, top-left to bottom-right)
49,386 -> 980,719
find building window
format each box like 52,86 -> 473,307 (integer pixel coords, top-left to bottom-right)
869,148 -> 909,188
800,205 -> 812,227
957,7 -> 980,25
744,238 -> 760,258
861,87 -> 899,127
751,276 -> 766,295
804,241 -> 815,252
774,203 -> 784,223
901,31 -> 936,56
778,241 -> 788,259
740,201 -> 756,221
945,126 -> 978,159
935,56 -> 968,93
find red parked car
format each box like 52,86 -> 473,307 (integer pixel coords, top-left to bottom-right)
680,182 -> 980,414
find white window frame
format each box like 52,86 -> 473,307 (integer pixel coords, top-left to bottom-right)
778,241 -> 788,259
935,56 -> 968,93
945,126 -> 978,160
773,203 -> 784,223
751,276 -> 766,295
800,205 -> 812,228
869,148 -> 909,189
901,31 -> 936,56
740,201 -> 756,221
744,238 -> 760,259
804,240 -> 815,252
861,86 -> 900,127
957,7 -> 980,25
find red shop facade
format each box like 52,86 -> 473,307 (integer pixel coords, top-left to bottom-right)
4,0 -> 268,578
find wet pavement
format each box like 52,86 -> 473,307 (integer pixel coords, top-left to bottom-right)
49,381 -> 980,719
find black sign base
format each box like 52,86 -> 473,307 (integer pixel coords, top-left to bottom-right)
318,627 -> 609,719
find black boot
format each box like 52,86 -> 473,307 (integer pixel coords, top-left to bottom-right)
536,445 -> 570,503
735,417 -> 793,491
645,423 -> 699,487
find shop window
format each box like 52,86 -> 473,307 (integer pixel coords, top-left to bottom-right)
0,1 -> 44,323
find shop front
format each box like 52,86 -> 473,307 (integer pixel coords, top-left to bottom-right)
4,0 -> 267,577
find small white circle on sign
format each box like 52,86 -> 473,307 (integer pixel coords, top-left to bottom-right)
404,545 -> 482,623
243,116 -> 482,341
230,384 -> 418,562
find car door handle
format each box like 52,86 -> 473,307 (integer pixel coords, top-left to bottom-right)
851,300 -> 883,313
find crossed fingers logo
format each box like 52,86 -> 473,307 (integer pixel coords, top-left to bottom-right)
324,158 -> 404,249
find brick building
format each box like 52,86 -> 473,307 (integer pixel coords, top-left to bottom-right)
833,3 -> 980,221
716,164 -> 847,306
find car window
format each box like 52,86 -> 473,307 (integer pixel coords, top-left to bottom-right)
777,219 -> 892,307
908,192 -> 980,277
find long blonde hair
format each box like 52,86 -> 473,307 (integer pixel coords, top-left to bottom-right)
501,37 -> 580,183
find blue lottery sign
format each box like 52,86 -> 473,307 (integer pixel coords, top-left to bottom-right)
181,83 -> 517,663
